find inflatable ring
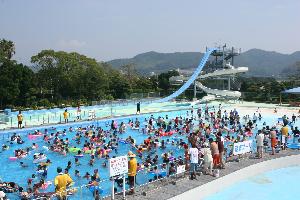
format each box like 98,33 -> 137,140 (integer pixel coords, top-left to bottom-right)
33,157 -> 47,164
69,148 -> 81,153
9,157 -> 18,161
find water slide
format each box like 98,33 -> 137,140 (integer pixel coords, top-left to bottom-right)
199,66 -> 248,79
169,66 -> 248,82
190,95 -> 216,106
195,81 -> 241,98
153,48 -> 217,103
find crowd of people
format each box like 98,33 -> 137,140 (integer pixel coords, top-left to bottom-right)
0,104 -> 299,199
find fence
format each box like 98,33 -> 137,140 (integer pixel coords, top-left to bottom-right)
0,99 -> 158,130
72,161 -> 187,200
129,92 -> 161,99
91,96 -> 160,107
13,160 -> 187,200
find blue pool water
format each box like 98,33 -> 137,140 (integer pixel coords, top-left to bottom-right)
0,105 -> 298,199
1,109 -> 190,199
206,166 -> 300,200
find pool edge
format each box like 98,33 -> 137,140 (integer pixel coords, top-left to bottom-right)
170,154 -> 300,200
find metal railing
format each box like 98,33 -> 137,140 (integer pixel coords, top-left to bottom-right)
72,161 -> 187,200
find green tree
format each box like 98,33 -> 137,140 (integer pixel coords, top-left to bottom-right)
158,70 -> 179,91
32,50 -> 108,102
106,67 -> 130,99
0,60 -> 36,108
0,39 -> 15,62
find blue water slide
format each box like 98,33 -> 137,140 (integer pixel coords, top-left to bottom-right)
153,48 -> 217,103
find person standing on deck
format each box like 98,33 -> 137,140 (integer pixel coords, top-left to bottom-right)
127,151 -> 137,195
189,143 -> 199,180
63,109 -> 69,123
292,127 -> 300,143
292,114 -> 296,123
281,125 -> 289,150
256,130 -> 264,158
136,102 -> 141,114
76,105 -> 81,120
210,138 -> 220,168
270,128 -> 277,155
217,134 -> 225,168
201,142 -> 213,175
17,111 -> 23,129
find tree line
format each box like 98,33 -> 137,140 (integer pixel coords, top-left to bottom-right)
0,39 -> 181,109
1,38 -> 299,110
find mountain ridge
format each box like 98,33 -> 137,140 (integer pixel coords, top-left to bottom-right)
107,49 -> 300,77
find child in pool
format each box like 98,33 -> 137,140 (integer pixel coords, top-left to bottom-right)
66,161 -> 72,170
75,158 -> 80,166
2,144 -> 9,151
93,169 -> 100,181
32,143 -> 38,149
83,172 -> 90,180
27,174 -> 37,187
75,170 -> 80,177
89,155 -> 95,166
20,162 -> 28,168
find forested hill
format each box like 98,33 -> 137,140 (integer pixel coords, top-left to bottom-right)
108,49 -> 300,77
108,51 -> 204,74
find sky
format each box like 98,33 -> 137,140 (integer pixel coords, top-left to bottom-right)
0,0 -> 299,64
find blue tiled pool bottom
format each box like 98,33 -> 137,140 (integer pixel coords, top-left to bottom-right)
206,166 -> 300,200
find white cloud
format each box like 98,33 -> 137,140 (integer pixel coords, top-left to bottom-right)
57,39 -> 86,49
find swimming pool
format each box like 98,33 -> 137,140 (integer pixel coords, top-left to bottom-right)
1,108 -> 193,199
205,165 -> 300,200
0,103 -> 299,200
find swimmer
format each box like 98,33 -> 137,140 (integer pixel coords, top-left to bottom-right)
93,169 -> 100,181
75,170 -> 80,177
40,159 -> 52,167
75,158 -> 80,166
83,172 -> 90,180
20,162 -> 28,168
32,143 -> 38,149
89,155 -> 95,166
66,161 -> 72,170
2,144 -> 9,151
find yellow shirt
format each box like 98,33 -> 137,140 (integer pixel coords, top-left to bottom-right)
128,158 -> 137,176
54,173 -> 73,195
63,112 -> 68,119
281,126 -> 289,136
17,114 -> 23,122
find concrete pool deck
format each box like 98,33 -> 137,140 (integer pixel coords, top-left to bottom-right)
1,100 -> 299,132
171,152 -> 300,200
110,149 -> 300,200
0,106 -> 191,134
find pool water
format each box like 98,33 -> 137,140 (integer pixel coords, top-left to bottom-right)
1,109 -> 191,199
0,104 -> 299,199
205,166 -> 300,200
